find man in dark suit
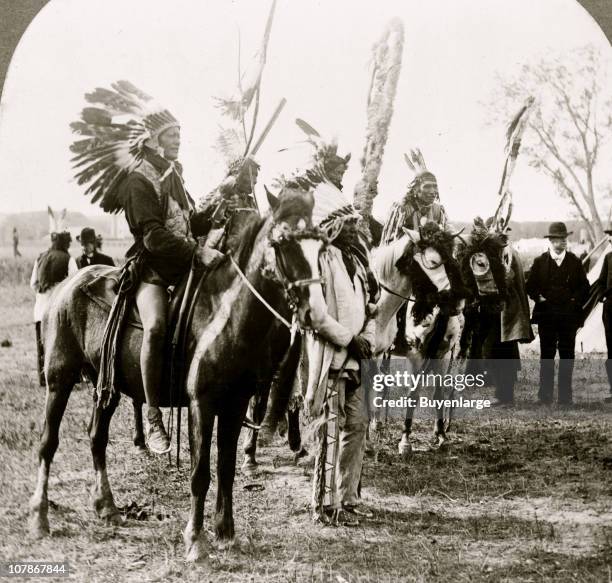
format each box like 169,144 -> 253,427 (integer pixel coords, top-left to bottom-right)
75,227 -> 115,269
526,222 -> 589,405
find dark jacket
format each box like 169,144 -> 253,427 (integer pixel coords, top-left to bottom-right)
76,251 -> 115,269
122,172 -> 202,285
526,251 -> 589,326
36,249 -> 71,293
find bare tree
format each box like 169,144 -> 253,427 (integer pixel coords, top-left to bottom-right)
489,45 -> 612,244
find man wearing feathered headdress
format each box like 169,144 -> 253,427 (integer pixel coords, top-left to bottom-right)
302,178 -> 378,526
71,81 -> 223,454
381,149 -> 447,246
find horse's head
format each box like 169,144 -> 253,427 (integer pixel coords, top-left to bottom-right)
372,221 -> 467,356
265,186 -> 327,330
394,222 -> 467,323
456,216 -> 512,313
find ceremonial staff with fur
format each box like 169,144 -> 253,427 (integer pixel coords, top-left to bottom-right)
354,17 -> 404,231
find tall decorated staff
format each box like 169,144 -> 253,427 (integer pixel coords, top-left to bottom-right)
457,97 -> 536,405
491,96 -> 536,234
202,0 -> 283,221
354,17 -> 404,236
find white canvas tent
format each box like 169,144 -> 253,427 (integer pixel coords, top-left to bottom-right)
576,240 -> 612,353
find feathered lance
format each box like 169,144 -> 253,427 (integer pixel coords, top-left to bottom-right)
491,96 -> 535,232
354,18 -> 404,225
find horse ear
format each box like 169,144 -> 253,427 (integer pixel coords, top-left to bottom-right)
265,185 -> 279,210
402,227 -> 419,243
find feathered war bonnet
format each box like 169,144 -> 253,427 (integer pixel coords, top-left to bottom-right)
70,80 -> 180,213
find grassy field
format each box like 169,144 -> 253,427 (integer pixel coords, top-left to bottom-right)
1,276 -> 612,582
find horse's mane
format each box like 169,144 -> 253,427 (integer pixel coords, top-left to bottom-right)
372,235 -> 411,285
230,212 -> 267,268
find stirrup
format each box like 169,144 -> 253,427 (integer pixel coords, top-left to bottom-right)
242,416 -> 261,430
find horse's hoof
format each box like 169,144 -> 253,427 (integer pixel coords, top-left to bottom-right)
215,537 -> 238,552
398,438 -> 412,458
241,457 -> 258,476
29,515 -> 49,539
185,539 -> 209,563
134,444 -> 148,455
370,419 -> 383,433
436,435 -> 448,449
257,429 -> 273,448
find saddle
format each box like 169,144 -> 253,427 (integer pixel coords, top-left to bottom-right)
80,265 -> 200,408
79,266 -> 188,332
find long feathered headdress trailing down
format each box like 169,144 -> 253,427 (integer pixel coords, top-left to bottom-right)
490,96 -> 535,233
70,80 -> 179,213
354,17 -> 404,220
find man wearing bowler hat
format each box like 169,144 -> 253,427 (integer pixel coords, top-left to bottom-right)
526,222 -> 589,405
76,227 -> 115,269
593,227 -> 612,403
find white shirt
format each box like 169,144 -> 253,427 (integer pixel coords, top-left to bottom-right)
549,249 -> 566,267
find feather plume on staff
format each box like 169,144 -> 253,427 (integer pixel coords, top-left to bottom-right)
491,96 -> 535,232
354,17 -> 404,223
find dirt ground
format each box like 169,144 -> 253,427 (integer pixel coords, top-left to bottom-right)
1,279 -> 612,582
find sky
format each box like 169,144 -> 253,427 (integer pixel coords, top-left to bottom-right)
0,0 -> 611,223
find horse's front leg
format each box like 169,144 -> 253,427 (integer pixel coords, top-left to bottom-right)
399,386 -> 418,457
89,395 -> 122,524
216,396 -> 250,544
432,383 -> 449,448
184,399 -> 215,562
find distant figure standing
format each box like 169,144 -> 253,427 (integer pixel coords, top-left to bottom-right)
526,222 -> 590,405
75,227 -> 114,269
30,232 -> 78,386
13,227 -> 21,258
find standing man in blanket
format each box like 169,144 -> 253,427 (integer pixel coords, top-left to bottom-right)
307,180 -> 378,527
71,81 -> 224,454
526,222 -> 589,406
30,231 -> 78,386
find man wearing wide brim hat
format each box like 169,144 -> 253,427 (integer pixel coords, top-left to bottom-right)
526,222 -> 589,405
75,227 -> 115,269
592,227 -> 612,403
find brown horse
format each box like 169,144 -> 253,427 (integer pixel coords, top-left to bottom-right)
29,188 -> 328,561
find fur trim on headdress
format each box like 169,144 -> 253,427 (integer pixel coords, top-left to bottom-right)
70,80 -> 179,213
456,217 -> 509,311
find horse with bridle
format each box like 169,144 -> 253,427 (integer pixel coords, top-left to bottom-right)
370,222 -> 469,453
29,187 -> 330,561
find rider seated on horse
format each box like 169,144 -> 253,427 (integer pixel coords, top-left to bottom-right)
122,133 -> 264,453
70,81 -> 264,454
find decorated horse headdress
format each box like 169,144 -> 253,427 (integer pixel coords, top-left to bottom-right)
394,222 -> 467,323
70,80 -> 180,213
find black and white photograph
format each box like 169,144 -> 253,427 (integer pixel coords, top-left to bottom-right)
0,0 -> 612,581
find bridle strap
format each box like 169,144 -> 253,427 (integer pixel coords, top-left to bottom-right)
379,281 -> 414,303
229,255 -> 293,329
